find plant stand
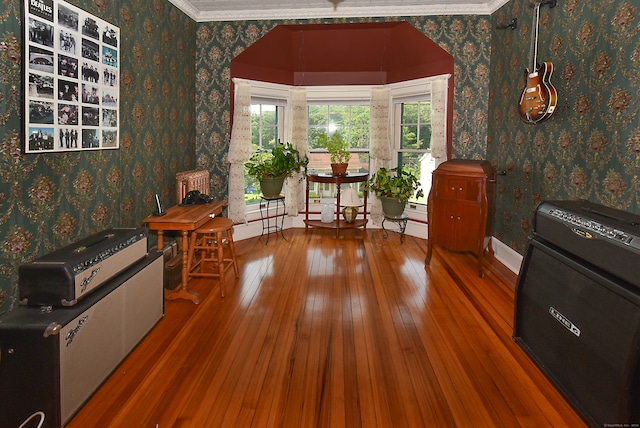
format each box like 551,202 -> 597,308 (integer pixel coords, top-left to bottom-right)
382,213 -> 409,243
260,195 -> 286,244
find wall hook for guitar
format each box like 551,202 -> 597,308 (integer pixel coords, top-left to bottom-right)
518,0 -> 558,124
540,0 -> 557,9
496,18 -> 517,30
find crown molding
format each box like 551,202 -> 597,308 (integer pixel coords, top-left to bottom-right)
167,0 -> 511,23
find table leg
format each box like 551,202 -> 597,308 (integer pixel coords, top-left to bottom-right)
157,231 -> 164,251
164,230 -> 201,304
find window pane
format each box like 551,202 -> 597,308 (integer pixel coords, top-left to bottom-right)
329,105 -> 348,127
308,104 -> 370,174
397,152 -> 432,204
419,123 -> 431,149
401,124 -> 418,149
402,103 -> 418,123
262,105 -> 276,126
262,127 -> 277,151
309,105 -> 328,126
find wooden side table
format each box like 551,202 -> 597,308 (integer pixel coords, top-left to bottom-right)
304,172 -> 368,237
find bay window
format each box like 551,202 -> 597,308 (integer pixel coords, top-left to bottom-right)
238,77 -> 448,215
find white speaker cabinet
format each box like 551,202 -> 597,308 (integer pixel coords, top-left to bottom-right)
0,252 -> 164,428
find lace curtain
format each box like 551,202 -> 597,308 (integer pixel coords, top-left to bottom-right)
286,88 -> 308,216
369,87 -> 392,225
430,76 -> 449,168
227,79 -> 252,224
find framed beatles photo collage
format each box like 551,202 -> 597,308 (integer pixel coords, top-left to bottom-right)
24,0 -> 120,153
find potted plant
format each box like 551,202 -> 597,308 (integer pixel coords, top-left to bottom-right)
319,131 -> 350,176
366,166 -> 424,217
245,142 -> 308,198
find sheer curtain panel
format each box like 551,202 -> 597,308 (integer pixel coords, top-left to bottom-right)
228,79 -> 252,224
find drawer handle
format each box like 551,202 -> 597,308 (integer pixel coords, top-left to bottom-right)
459,187 -> 463,191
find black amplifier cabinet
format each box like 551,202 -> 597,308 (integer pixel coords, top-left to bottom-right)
19,228 -> 148,306
514,200 -> 640,428
0,252 -> 163,428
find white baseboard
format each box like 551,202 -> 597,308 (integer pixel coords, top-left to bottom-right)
491,237 -> 523,275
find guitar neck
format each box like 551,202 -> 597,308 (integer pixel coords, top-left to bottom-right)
528,2 -> 542,73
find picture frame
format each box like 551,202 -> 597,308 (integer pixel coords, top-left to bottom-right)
24,0 -> 120,153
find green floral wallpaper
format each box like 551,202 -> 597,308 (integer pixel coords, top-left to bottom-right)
0,0 -> 196,315
489,0 -> 640,252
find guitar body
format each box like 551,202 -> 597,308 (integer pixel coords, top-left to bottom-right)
519,61 -> 557,124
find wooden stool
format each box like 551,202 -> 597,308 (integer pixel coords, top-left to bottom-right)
187,217 -> 239,297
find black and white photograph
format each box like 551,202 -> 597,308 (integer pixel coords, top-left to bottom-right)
103,108 -> 117,127
102,88 -> 117,107
57,53 -> 78,78
28,73 -> 54,98
82,129 -> 99,148
59,29 -> 78,54
28,46 -> 54,73
28,18 -> 54,47
103,65 -> 117,86
102,26 -> 117,48
57,4 -> 78,31
28,127 -> 55,151
82,106 -> 100,127
82,16 -> 99,39
82,83 -> 99,104
81,38 -> 99,62
29,100 -> 54,124
58,127 -> 78,149
58,79 -> 77,101
81,62 -> 100,82
102,130 -> 117,148
24,0 -> 119,153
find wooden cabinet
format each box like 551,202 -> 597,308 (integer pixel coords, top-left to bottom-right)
425,159 -> 496,276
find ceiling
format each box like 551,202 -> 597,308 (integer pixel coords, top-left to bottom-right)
167,0 -> 511,22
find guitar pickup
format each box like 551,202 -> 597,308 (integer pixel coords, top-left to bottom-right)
526,87 -> 538,93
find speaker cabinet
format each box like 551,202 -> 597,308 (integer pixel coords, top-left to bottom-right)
514,239 -> 640,427
0,252 -> 163,428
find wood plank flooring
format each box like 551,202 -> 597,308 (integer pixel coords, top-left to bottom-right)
67,228 -> 585,427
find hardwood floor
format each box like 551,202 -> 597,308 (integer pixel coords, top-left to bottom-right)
67,228 -> 585,427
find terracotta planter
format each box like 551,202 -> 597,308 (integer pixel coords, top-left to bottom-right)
331,163 -> 348,176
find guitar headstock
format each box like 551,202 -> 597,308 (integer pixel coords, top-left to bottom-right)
533,0 -> 557,8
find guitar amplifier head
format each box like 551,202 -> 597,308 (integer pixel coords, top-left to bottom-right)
19,228 -> 147,307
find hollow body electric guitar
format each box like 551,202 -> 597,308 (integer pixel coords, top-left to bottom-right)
518,0 -> 557,124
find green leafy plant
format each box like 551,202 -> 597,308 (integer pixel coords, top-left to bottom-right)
319,131 -> 351,164
245,142 -> 308,181
366,167 -> 424,202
